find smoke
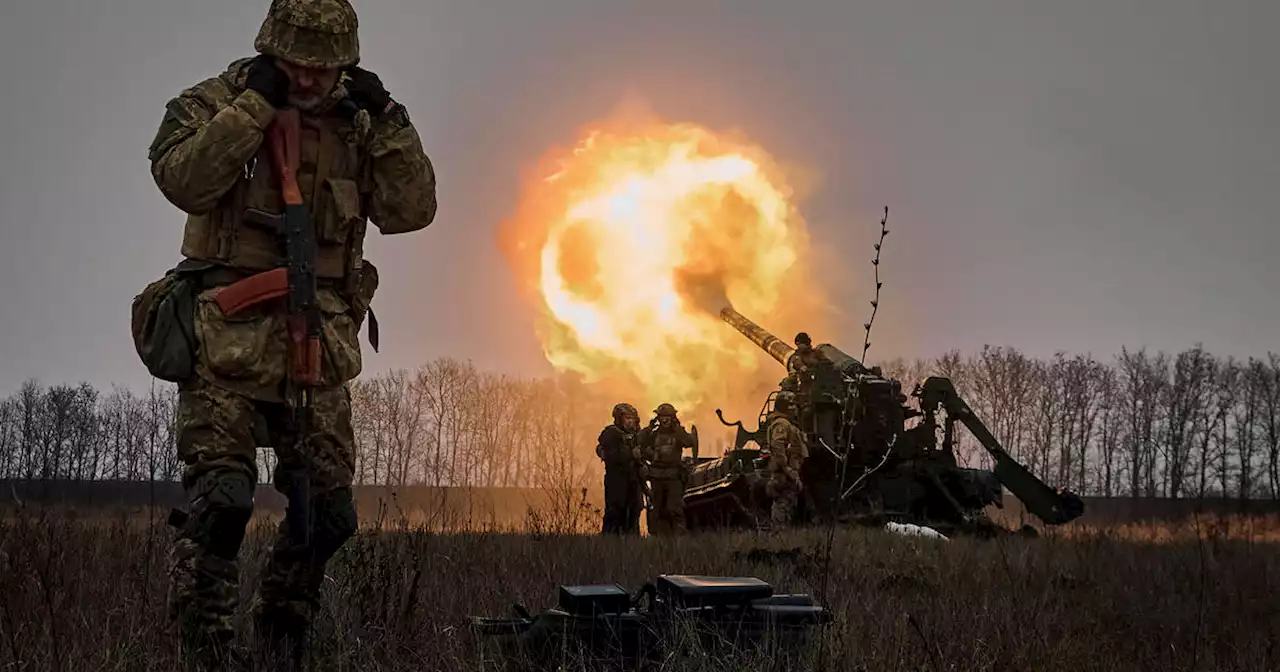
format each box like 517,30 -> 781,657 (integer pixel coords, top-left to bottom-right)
674,269 -> 733,317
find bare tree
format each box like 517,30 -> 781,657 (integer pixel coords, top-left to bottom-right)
1093,365 -> 1124,496
1257,354 -> 1280,498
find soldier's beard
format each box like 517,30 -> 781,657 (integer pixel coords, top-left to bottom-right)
289,93 -> 323,111
288,83 -> 334,111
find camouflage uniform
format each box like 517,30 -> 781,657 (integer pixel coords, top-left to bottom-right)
144,0 -> 436,665
765,394 -> 808,528
638,404 -> 698,536
596,403 -> 644,535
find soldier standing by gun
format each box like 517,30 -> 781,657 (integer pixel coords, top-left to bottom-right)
764,392 -> 808,530
637,403 -> 698,536
596,403 -> 646,535
135,0 -> 437,667
787,332 -> 830,375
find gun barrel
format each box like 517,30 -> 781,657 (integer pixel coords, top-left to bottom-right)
720,307 -> 794,367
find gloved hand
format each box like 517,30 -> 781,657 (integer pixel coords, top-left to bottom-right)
244,55 -> 290,108
343,66 -> 393,115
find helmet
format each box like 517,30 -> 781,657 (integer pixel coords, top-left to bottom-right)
654,403 -> 678,417
779,376 -> 798,392
612,402 -> 638,422
794,332 -> 811,347
773,391 -> 796,414
254,0 -> 360,69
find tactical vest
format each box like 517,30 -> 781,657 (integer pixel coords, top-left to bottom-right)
649,429 -> 685,468
180,80 -> 371,296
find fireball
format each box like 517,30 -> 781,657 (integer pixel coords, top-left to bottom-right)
499,115 -> 825,419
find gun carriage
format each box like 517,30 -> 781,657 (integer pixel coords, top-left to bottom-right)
681,307 -> 1084,536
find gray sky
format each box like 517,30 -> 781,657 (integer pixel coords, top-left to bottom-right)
0,0 -> 1276,395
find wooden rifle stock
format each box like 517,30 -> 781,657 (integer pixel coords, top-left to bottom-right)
270,108 -> 303,207
288,313 -> 322,388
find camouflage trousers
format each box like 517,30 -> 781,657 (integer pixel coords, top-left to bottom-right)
645,476 -> 686,536
766,475 -> 800,528
168,375 -> 358,661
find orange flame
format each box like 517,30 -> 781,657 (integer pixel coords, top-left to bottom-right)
498,113 -> 829,425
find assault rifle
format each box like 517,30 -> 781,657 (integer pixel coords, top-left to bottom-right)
212,107 -> 321,386
210,107 -> 320,546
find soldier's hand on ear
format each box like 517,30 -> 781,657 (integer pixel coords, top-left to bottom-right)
344,66 -> 393,115
245,55 -> 290,108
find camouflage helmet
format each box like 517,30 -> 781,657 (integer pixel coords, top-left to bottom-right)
794,332 -> 812,347
254,0 -> 360,69
612,402 -> 638,422
654,403 -> 678,417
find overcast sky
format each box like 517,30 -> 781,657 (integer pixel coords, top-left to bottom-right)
0,0 -> 1275,395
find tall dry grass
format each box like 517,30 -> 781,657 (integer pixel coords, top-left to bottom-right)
0,499 -> 1276,671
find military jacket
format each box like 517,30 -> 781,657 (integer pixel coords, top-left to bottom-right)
147,58 -> 436,402
767,414 -> 808,482
639,424 -> 696,479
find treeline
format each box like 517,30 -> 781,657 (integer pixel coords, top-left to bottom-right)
0,380 -> 180,484
0,362 -> 602,495
0,345 -> 1278,500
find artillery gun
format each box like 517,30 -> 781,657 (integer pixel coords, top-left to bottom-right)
681,307 -> 1084,536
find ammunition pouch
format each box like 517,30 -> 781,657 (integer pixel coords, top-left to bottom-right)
193,282 -> 290,390
318,289 -> 363,385
130,259 -> 213,383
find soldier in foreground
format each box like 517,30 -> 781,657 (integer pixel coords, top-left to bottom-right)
596,403 -> 646,534
638,403 -> 698,535
765,392 -> 808,529
137,0 -> 437,667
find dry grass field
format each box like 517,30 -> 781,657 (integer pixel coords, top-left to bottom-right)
0,499 -> 1277,672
